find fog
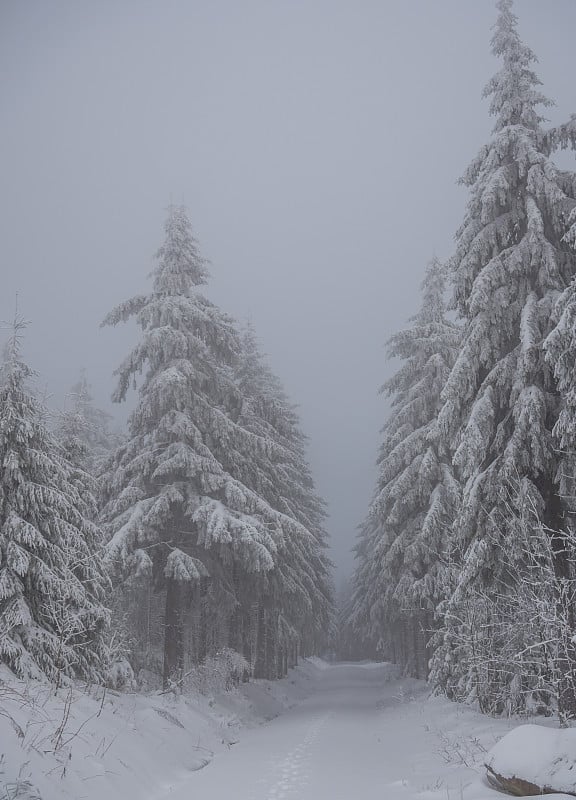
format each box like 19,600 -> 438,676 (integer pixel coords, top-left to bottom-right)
2,0 -> 575,582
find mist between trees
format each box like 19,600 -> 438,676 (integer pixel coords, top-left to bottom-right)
3,0 -> 576,724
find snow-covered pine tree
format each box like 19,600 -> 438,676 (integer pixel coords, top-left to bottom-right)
55,371 -> 117,477
351,258 -> 460,677
545,211 -> 576,485
334,577 -> 376,662
0,319 -> 109,682
233,325 -> 333,675
101,205 -> 317,687
549,114 -> 576,155
432,0 -> 576,714
348,518 -> 381,657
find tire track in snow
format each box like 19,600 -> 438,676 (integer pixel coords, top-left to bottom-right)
254,712 -> 332,800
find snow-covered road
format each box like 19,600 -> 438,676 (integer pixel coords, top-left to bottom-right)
0,659 -> 517,800
168,662 -> 455,800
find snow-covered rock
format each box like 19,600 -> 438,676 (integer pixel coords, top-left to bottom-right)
485,724 -> 576,797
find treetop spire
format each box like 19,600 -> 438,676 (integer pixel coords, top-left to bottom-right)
485,0 -> 551,132
152,204 -> 209,295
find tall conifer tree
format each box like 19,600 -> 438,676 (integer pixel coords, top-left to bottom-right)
351,259 -> 459,675
55,372 -> 116,477
0,320 -> 108,681
102,206 -> 330,685
433,0 -> 576,712
234,326 -> 333,671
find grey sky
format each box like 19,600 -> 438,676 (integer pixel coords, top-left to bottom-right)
2,0 -> 576,583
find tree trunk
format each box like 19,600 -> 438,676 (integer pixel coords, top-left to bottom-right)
254,605 -> 267,679
412,615 -> 420,679
401,616 -> 410,674
541,479 -> 576,719
163,577 -> 184,689
229,601 -> 243,653
424,610 -> 433,680
197,576 -> 209,663
266,612 -> 278,679
413,611 -> 429,680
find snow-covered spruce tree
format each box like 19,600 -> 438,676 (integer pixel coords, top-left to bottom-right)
0,320 -> 109,682
101,206 -> 320,687
233,325 -> 333,676
545,211 -> 576,492
350,258 -> 460,678
334,577 -> 376,662
549,115 -> 576,156
55,371 -> 117,477
53,373 -> 133,683
432,0 -> 576,714
348,519 -> 381,658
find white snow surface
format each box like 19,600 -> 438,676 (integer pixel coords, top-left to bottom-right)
2,658 -> 572,800
486,724 -> 576,797
0,660 -> 317,800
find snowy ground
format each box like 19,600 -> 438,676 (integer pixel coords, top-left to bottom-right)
0,661 -> 318,800
1,659 -> 569,800
168,660 -> 519,800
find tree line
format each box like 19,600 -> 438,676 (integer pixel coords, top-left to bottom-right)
0,206 -> 333,690
351,0 -> 576,720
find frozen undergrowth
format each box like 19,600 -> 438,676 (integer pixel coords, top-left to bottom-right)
4,659 -> 576,800
0,660 -> 319,800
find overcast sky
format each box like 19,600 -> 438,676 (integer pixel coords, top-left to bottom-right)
2,0 -> 576,583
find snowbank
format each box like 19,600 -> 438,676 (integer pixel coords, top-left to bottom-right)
7,662 -> 576,800
0,660 -> 321,800
485,724 -> 576,798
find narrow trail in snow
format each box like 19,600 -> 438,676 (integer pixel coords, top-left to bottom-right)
260,712 -> 332,800
167,662 -> 437,800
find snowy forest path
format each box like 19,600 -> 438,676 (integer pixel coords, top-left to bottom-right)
166,662 -> 441,800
